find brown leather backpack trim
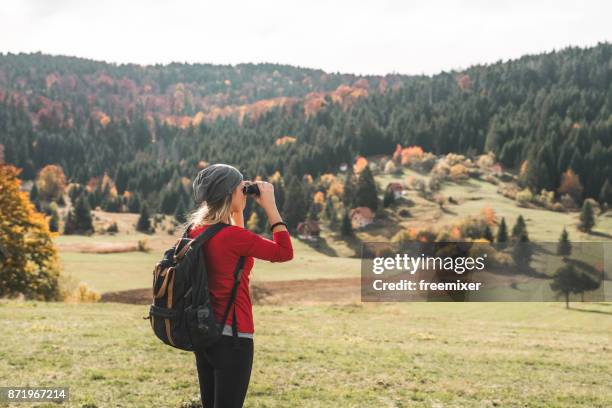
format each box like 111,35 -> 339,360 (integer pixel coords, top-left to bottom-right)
165,269 -> 176,346
154,267 -> 173,299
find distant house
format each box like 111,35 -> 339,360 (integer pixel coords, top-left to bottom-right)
297,220 -> 321,241
386,182 -> 404,199
349,207 -> 375,229
339,163 -> 348,172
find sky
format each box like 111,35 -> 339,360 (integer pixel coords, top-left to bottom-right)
1,0 -> 611,76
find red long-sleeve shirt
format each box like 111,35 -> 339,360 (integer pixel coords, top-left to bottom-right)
187,223 -> 293,334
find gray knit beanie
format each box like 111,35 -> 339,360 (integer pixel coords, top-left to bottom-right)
192,164 -> 243,205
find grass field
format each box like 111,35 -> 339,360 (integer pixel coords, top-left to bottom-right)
1,300 -> 611,408
58,234 -> 362,294
6,170 -> 611,407
374,169 -> 612,243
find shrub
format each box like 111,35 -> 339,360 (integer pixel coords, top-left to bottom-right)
560,193 -> 578,210
534,189 -> 555,208
551,202 -> 565,212
74,282 -> 100,303
391,229 -> 413,246
516,188 -> 533,206
445,153 -> 467,166
428,174 -> 442,192
457,215 -> 490,240
583,198 -> 601,215
430,162 -> 450,180
138,238 -> 151,252
449,164 -> 468,181
477,153 -> 495,168
62,280 -> 101,303
414,152 -> 437,172
383,159 -> 397,174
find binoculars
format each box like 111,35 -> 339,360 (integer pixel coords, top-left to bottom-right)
242,182 -> 260,196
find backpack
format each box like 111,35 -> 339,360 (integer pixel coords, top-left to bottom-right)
145,222 -> 246,351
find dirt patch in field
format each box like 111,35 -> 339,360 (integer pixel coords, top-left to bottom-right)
57,242 -> 141,253
100,271 -> 540,306
100,277 -> 362,306
251,277 -> 361,305
101,288 -> 154,304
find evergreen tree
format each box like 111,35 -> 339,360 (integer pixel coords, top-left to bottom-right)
48,204 -> 59,233
340,209 -> 353,237
599,179 -> 612,206
512,233 -> 533,270
159,187 -> 178,215
578,200 -> 595,232
557,228 -> 572,257
137,202 -> 152,233
283,177 -> 308,231
511,215 -> 528,241
329,206 -> 339,231
29,183 -> 42,211
383,187 -> 395,208
128,192 -> 142,213
354,165 -> 379,211
307,201 -> 320,221
32,197 -> 42,212
63,211 -> 76,234
270,175 -> 286,212
115,165 -> 129,195
174,196 -> 187,224
324,197 -> 339,230
342,168 -> 357,209
101,195 -> 121,212
255,206 -> 268,232
30,183 -> 39,202
324,196 -> 335,220
496,217 -> 508,248
68,184 -> 84,204
483,225 -> 494,242
577,272 -> 600,302
550,264 -> 582,309
64,194 -> 94,235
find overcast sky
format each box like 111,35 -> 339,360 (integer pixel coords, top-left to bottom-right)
1,0 -> 611,76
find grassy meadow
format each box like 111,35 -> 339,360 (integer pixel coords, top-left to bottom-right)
3,172 -> 611,407
2,300 -> 611,408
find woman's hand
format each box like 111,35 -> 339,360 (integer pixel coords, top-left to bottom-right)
253,181 -> 285,229
253,181 -> 276,211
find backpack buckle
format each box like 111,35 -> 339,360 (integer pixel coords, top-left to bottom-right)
196,307 -> 210,331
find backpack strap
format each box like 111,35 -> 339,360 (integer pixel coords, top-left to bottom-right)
174,222 -> 229,261
232,306 -> 239,348
220,256 -> 246,348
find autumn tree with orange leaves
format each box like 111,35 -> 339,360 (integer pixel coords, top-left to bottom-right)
36,164 -> 67,202
558,169 -> 584,203
0,165 -> 62,300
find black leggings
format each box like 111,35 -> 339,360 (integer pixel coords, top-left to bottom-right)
194,336 -> 254,408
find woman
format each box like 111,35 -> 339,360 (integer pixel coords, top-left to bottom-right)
184,163 -> 293,408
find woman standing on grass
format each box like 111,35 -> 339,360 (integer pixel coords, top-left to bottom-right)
184,163 -> 293,408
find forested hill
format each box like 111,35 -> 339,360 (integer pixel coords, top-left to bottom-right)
0,43 -> 611,211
